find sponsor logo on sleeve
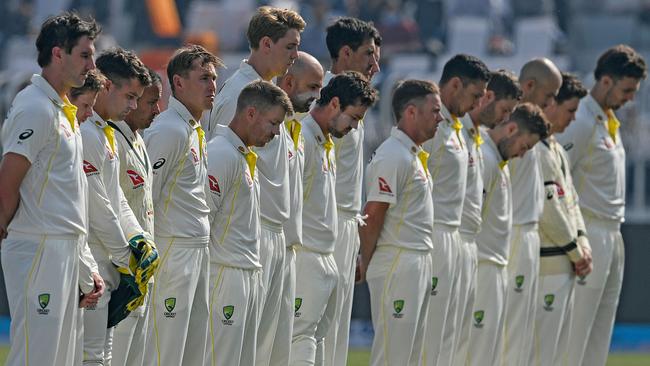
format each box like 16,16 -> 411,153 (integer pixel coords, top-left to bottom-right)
83,160 -> 99,176
563,143 -> 573,151
378,177 -> 393,195
19,129 -> 34,140
153,158 -> 166,170
208,175 -> 221,195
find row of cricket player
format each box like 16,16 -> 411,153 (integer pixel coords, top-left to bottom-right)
0,6 -> 646,366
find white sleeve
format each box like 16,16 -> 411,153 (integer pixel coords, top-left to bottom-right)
204,95 -> 237,141
144,125 -> 185,204
555,119 -> 592,171
206,149 -> 237,219
118,186 -> 145,240
78,237 -> 98,294
81,128 -> 131,268
365,152 -> 400,205
2,104 -> 53,162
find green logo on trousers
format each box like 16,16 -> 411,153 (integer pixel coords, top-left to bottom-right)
515,275 -> 525,292
223,305 -> 234,320
431,277 -> 438,295
544,294 -> 555,311
473,310 -> 485,328
393,300 -> 405,318
165,297 -> 176,312
294,298 -> 303,317
37,293 -> 50,315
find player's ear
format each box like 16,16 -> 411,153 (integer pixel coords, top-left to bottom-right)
260,36 -> 273,53
328,96 -> 340,112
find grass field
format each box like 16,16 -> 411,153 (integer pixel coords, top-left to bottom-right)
345,349 -> 650,366
0,346 -> 647,365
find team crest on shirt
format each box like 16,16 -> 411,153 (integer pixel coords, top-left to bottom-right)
126,170 -> 145,188
543,294 -> 555,311
450,135 -> 462,151
83,160 -> 99,176
378,177 -> 393,196
190,147 -> 200,164
468,150 -> 475,167
208,175 -> 221,195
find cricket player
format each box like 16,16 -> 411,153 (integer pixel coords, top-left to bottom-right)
530,72 -> 593,366
205,81 -> 293,366
422,54 -> 490,366
468,103 -> 549,366
111,67 -> 162,366
81,48 -> 156,366
0,13 -> 101,366
322,17 -> 382,366
556,45 -> 647,366
291,72 -> 377,366
203,9 -> 305,365
69,68 -> 107,123
455,70 -> 521,366
501,58 -> 562,366
143,45 -> 223,366
275,50 -> 325,366
359,79 -> 442,366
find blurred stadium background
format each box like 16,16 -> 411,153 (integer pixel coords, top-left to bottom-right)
1,0 -> 650,364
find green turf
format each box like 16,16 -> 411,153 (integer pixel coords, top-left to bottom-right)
0,345 -> 646,364
346,349 -> 650,366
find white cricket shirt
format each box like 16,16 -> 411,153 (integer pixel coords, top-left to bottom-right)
284,115 -> 306,246
459,114 -> 485,236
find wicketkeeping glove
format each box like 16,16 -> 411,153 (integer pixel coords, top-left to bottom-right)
127,234 -> 159,293
107,267 -> 143,328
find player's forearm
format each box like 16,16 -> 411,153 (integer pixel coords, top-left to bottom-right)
359,203 -> 387,268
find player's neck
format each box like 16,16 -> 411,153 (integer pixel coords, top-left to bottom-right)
247,54 -> 276,81
310,107 -> 331,137
590,86 -> 609,111
468,109 -> 481,129
41,67 -> 70,100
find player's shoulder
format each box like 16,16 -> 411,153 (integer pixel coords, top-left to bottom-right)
147,110 -> 190,139
370,136 -> 413,169
6,85 -> 56,125
80,119 -> 104,140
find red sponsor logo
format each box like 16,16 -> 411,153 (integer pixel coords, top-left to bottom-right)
556,185 -> 565,198
378,177 -> 392,194
83,160 -> 98,175
190,148 -> 199,163
208,175 -> 221,194
288,150 -> 294,159
127,170 -> 145,187
59,123 -> 72,138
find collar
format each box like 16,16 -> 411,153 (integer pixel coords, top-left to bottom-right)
167,96 -> 201,129
303,113 -> 329,146
111,120 -> 138,142
583,94 -> 608,126
31,74 -> 66,107
390,127 -> 420,155
485,132 -> 507,165
460,114 -> 480,137
217,125 -> 253,155
323,71 -> 335,86
287,111 -> 309,122
440,102 -> 453,124
89,111 -> 109,128
239,60 -> 264,82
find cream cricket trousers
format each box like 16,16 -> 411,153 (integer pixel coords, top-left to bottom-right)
269,246 -> 297,366
256,222 -> 287,366
112,281 -> 152,366
325,211 -> 361,366
424,223 -> 461,366
290,247 -> 339,366
568,215 -> 624,366
367,246 -> 432,366
205,264 -> 262,366
453,234 -> 479,366
502,223 -> 540,366
145,237 -> 210,366
530,272 -> 574,366
2,233 -> 82,366
468,261 -> 508,366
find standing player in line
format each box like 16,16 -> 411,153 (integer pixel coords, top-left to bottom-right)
275,50 -> 325,366
556,45 -> 647,366
69,68 -> 107,123
291,72 -> 377,365
144,45 -> 223,366
531,72 -> 593,366
468,103 -> 549,366
110,67 -> 162,366
322,17 -> 381,366
0,12 -> 101,366
454,70 -> 521,366
203,9 -> 306,365
422,54 -> 490,366
205,81 -> 293,366
359,79 -> 442,366
80,48 -> 157,366
501,58 -> 562,366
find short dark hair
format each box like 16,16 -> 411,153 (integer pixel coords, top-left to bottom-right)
555,72 -> 587,104
316,71 -> 378,110
488,70 -> 522,101
167,44 -> 224,94
392,79 -> 439,121
594,44 -> 647,81
510,102 -> 549,139
439,54 -> 491,86
36,12 -> 101,67
236,80 -> 293,116
69,68 -> 106,99
326,17 -> 382,60
96,48 -> 151,87
147,67 -> 162,87
247,7 -> 305,50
